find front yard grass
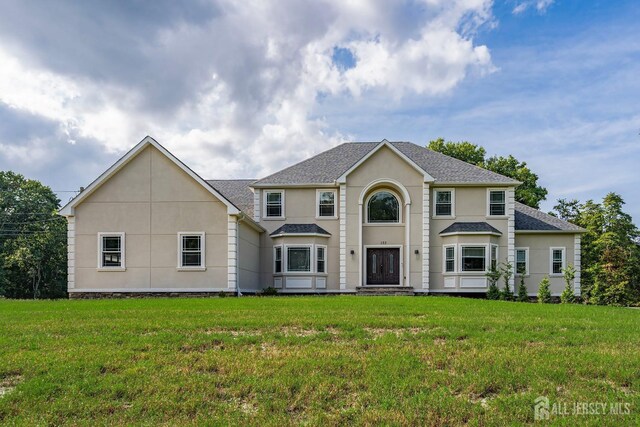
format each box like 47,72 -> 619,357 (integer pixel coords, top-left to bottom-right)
0,296 -> 638,425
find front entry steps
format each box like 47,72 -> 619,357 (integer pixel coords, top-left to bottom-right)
356,286 -> 415,296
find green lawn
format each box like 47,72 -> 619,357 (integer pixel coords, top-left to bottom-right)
0,296 -> 638,426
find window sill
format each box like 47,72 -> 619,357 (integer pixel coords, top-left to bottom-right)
550,274 -> 563,277
486,215 -> 509,219
177,267 -> 207,272
315,216 -> 338,220
97,267 -> 126,272
262,217 -> 285,221
432,215 -> 456,220
363,223 -> 404,227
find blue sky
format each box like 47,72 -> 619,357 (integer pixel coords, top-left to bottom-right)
0,0 -> 638,221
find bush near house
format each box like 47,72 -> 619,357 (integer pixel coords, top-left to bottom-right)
1,297 -> 638,425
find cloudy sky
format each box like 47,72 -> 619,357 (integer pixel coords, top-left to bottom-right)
0,0 -> 638,220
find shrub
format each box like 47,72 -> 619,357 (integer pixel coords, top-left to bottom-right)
590,280 -> 632,306
486,266 -> 502,300
261,286 -> 279,296
499,262 -> 514,301
537,277 -> 552,303
517,274 -> 529,302
560,264 -> 576,304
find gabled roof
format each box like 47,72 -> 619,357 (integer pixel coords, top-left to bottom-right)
59,136 -> 242,216
515,202 -> 585,233
207,179 -> 256,218
440,222 -> 502,236
270,224 -> 331,237
252,140 -> 519,187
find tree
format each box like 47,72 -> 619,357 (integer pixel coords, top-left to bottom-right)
0,171 -> 67,299
499,262 -> 514,301
427,138 -> 486,166
551,193 -> 640,306
486,265 -> 501,300
427,139 -> 548,208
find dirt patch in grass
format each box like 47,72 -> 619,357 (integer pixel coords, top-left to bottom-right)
0,374 -> 23,398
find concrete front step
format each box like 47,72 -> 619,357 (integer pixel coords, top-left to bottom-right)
356,286 -> 415,296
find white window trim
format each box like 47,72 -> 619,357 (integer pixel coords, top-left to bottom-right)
97,232 -> 126,271
458,243 -> 489,274
316,189 -> 338,219
273,245 -> 283,274
433,188 -> 455,218
515,247 -> 530,276
177,232 -> 206,271
443,244 -> 457,274
550,247 -> 566,276
486,188 -> 508,218
284,244 -> 314,274
365,189 -> 403,225
316,244 -> 328,274
263,189 -> 285,220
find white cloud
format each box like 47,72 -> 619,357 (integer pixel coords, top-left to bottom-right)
0,0 -> 495,179
513,0 -> 554,15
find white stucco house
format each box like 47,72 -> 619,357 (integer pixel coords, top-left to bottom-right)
59,136 -> 585,298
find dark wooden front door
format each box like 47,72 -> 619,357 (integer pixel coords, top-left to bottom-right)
366,248 -> 400,285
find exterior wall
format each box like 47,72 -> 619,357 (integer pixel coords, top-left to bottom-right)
72,146 -> 231,292
345,146 -> 425,288
514,233 -> 577,295
238,220 -> 261,291
258,187 -> 340,290
428,186 -> 509,293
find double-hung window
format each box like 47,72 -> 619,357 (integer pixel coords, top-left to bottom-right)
434,190 -> 453,217
488,190 -> 506,216
98,232 -> 125,269
515,248 -> 529,275
178,232 -> 205,269
316,246 -> 326,273
550,247 -> 565,275
317,190 -> 336,218
287,246 -> 311,272
490,245 -> 499,270
444,245 -> 456,273
265,190 -> 284,218
274,246 -> 282,274
461,246 -> 486,272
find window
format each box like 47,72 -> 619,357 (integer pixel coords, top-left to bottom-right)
317,190 -> 336,218
488,190 -> 506,216
444,245 -> 456,273
490,245 -> 498,270
265,190 -> 284,218
367,191 -> 400,223
98,233 -> 124,269
274,246 -> 282,273
316,246 -> 326,273
434,189 -> 453,217
461,246 -> 486,272
515,248 -> 529,275
551,247 -> 565,275
178,233 -> 205,268
287,246 -> 311,272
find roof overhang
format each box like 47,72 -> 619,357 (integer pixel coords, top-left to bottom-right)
270,233 -> 331,238
440,231 -> 503,237
250,182 -> 339,189
432,182 -> 521,187
59,136 -> 241,217
336,140 -> 435,184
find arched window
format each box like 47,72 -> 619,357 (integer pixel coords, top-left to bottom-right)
367,191 -> 400,223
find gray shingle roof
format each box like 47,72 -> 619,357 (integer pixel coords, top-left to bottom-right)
515,202 -> 585,232
206,179 -> 256,217
270,224 -> 331,236
440,222 -> 502,235
253,141 -> 519,186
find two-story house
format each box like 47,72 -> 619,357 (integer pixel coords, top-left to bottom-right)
60,136 -> 584,297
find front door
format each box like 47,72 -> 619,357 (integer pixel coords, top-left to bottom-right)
366,248 -> 400,285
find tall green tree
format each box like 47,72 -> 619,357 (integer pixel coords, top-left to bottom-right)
552,193 -> 640,305
427,138 -> 548,208
0,171 -> 67,299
